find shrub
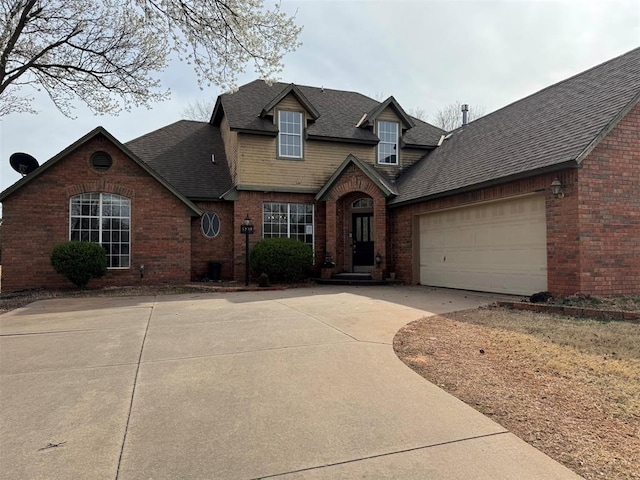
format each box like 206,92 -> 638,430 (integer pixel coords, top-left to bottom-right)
51,241 -> 107,288
250,238 -> 313,283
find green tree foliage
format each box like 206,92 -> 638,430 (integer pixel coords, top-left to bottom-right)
50,241 -> 107,288
250,238 -> 313,283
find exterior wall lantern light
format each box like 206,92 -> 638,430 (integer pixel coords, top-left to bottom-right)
375,252 -> 383,266
240,215 -> 254,286
550,178 -> 564,198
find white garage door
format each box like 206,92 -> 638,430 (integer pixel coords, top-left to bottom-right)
419,195 -> 547,295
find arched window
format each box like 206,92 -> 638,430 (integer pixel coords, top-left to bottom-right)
352,198 -> 373,209
201,212 -> 221,238
69,193 -> 131,268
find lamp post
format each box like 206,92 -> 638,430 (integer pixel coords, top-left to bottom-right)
240,215 -> 254,286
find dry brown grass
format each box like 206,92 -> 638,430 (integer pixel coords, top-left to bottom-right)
394,307 -> 640,480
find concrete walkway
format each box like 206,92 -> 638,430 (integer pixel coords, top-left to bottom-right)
0,285 -> 582,479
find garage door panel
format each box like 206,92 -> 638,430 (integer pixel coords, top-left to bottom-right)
419,195 -> 547,295
420,267 -> 544,295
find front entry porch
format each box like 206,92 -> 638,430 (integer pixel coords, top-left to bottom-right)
315,154 -> 398,283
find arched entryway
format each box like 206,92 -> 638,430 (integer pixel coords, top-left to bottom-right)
316,154 -> 393,281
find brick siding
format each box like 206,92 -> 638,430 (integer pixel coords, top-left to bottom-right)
575,102 -> 640,294
191,201 -> 235,281
1,134 -> 193,293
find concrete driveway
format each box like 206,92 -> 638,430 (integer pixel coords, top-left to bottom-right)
0,285 -> 581,479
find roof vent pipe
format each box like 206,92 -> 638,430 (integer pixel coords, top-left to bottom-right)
461,104 -> 469,126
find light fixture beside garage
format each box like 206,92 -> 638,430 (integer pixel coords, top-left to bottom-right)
550,178 -> 564,198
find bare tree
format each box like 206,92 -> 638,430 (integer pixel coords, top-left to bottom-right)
407,107 -> 428,122
372,91 -> 386,102
181,99 -> 214,121
433,101 -> 486,131
0,0 -> 302,117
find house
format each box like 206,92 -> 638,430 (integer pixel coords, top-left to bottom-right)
1,48 -> 638,295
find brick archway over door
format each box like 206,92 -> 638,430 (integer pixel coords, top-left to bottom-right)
322,164 -> 388,280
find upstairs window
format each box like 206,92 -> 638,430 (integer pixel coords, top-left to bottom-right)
69,193 -> 131,268
377,121 -> 399,165
278,111 -> 303,158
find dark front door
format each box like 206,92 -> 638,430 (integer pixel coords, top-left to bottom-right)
352,213 -> 374,268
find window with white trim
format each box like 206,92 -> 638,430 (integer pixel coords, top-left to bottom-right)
263,202 -> 314,248
70,193 -> 131,268
278,111 -> 303,158
377,120 -> 399,165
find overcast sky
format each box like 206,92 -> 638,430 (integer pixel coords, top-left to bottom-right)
1,0 -> 639,200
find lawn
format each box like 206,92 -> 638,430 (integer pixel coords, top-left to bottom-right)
394,307 -> 640,479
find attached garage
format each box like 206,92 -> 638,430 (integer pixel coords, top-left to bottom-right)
418,194 -> 547,295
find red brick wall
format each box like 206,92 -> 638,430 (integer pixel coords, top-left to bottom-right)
191,201 -> 234,281
545,170 -> 580,295
1,134 -> 194,293
576,103 -> 640,294
232,191 -> 325,282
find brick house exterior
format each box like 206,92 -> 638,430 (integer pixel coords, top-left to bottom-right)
1,131 -> 199,292
1,49 -> 638,295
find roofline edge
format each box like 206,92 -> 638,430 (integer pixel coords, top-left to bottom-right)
388,161 -> 579,208
574,91 -> 640,165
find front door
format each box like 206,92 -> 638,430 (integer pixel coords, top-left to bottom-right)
352,212 -> 374,271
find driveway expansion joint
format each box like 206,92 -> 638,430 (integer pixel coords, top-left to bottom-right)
0,324 -> 148,337
115,296 -> 156,480
273,300 -> 360,342
250,431 -> 511,479
0,361 -> 141,377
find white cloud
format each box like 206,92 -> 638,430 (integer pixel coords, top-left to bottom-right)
1,0 -> 638,199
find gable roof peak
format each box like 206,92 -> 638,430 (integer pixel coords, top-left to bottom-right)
0,126 -> 202,215
315,153 -> 398,200
260,82 -> 321,120
358,95 -> 416,130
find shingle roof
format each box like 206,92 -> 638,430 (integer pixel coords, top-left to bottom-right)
126,120 -> 232,201
391,47 -> 640,205
212,80 -> 443,146
359,96 -> 416,130
0,127 -> 202,216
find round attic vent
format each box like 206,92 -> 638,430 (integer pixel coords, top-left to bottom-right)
91,151 -> 113,171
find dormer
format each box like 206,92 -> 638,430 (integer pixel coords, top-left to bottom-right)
260,84 -> 320,160
260,83 -> 320,121
356,96 -> 415,166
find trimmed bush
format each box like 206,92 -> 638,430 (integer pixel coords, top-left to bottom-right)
51,241 -> 107,288
250,238 -> 313,283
